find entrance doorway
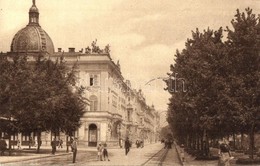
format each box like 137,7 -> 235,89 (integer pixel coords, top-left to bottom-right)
88,124 -> 97,147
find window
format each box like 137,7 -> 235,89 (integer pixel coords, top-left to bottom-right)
127,110 -> 131,121
112,95 -> 117,108
90,77 -> 94,86
89,74 -> 99,86
89,95 -> 98,111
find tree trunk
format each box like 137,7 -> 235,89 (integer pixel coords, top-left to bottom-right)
29,133 -> 31,150
36,131 -> 41,153
200,137 -> 203,152
205,135 -> 210,157
8,133 -> 11,156
249,124 -> 255,159
66,135 -> 69,153
196,134 -> 200,150
241,132 -> 244,150
232,133 -> 236,150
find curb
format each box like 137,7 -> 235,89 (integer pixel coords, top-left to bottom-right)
174,143 -> 185,166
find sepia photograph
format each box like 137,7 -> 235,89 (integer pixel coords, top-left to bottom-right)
0,0 -> 260,165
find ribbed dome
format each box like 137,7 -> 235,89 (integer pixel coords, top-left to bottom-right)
11,25 -> 54,54
10,0 -> 54,54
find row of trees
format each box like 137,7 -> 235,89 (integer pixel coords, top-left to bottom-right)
166,8 -> 260,159
0,54 -> 86,154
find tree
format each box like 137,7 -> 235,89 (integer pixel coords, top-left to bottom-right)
0,54 -> 86,154
166,8 -> 260,159
226,8 -> 260,159
0,54 -> 31,155
166,27 -> 231,156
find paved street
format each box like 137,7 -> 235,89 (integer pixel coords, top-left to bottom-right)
1,143 -> 250,166
1,143 -> 181,166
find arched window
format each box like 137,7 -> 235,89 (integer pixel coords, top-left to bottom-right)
89,95 -> 98,111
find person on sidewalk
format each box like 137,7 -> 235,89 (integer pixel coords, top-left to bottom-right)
17,139 -> 21,150
58,139 -> 63,148
119,138 -> 123,148
218,139 -> 232,166
180,144 -> 185,162
125,137 -> 131,156
97,143 -> 103,161
136,140 -> 140,148
71,137 -> 78,163
29,137 -> 33,149
103,142 -> 110,161
51,138 -> 56,155
140,140 -> 144,148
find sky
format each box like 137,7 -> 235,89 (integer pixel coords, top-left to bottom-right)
0,0 -> 260,114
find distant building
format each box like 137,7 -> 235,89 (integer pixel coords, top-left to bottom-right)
0,0 -> 160,147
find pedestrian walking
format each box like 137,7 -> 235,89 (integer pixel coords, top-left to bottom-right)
17,139 -> 21,150
180,144 -> 185,162
140,140 -> 144,148
97,143 -> 103,161
51,138 -> 56,155
136,140 -> 140,148
218,139 -> 233,166
125,137 -> 131,156
71,137 -> 78,163
103,142 -> 110,161
119,138 -> 123,148
58,139 -> 63,148
34,138 -> 38,147
37,138 -> 42,148
29,137 -> 33,149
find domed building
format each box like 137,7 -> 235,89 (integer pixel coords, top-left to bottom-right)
1,0 -> 160,148
10,0 -> 54,55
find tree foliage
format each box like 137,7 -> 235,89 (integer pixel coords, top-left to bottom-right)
0,54 -> 86,153
166,8 -> 260,158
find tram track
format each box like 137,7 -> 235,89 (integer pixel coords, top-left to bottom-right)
141,147 -> 169,166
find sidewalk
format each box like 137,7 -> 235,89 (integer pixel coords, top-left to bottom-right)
174,145 -> 251,166
175,145 -> 218,166
0,146 -> 71,164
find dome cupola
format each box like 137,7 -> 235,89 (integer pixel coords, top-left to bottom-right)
10,0 -> 54,54
29,0 -> 39,25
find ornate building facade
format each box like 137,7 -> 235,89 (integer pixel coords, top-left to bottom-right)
1,0 -> 160,147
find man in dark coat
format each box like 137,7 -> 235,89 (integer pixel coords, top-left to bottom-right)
51,138 -> 56,155
71,137 -> 78,163
125,137 -> 131,155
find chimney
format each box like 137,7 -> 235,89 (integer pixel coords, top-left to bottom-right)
69,48 -> 75,53
58,48 -> 62,52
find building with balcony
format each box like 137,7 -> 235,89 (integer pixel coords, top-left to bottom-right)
0,0 -> 160,147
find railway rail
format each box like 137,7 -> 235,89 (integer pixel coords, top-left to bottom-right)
141,147 -> 169,166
